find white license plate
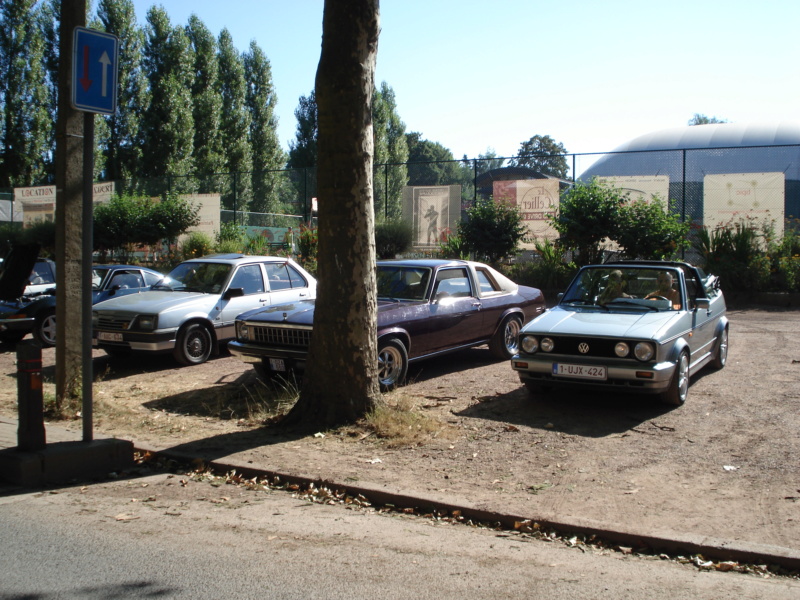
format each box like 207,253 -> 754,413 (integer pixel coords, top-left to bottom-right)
98,331 -> 123,343
552,363 -> 607,380
269,358 -> 286,372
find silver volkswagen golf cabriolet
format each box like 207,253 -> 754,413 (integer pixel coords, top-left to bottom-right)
512,261 -> 728,405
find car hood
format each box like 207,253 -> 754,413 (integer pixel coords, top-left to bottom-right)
92,290 -> 217,314
0,244 -> 40,301
525,306 -> 680,339
236,298 -> 423,326
237,299 -> 317,325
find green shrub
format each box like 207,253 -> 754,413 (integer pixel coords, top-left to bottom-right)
215,239 -> 243,254
296,226 -> 318,275
697,220 -> 769,292
217,222 -> 246,245
503,238 -> 577,291
375,220 -> 413,259
458,197 -> 526,264
549,179 -> 623,266
616,196 -> 690,259
244,232 -> 271,255
0,221 -> 55,258
180,231 -> 215,260
438,230 -> 469,259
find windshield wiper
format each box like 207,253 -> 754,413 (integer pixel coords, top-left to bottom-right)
606,299 -> 659,311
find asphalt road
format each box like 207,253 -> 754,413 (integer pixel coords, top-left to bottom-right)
1,473 -> 798,600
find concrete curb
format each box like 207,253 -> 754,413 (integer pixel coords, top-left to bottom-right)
135,442 -> 800,573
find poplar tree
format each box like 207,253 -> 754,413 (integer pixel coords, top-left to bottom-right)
141,6 -> 195,186
37,0 -> 60,179
97,0 -> 149,182
287,91 -> 318,169
244,40 -> 285,214
372,81 -> 408,221
217,28 -> 252,211
0,0 -> 51,187
186,14 -> 224,189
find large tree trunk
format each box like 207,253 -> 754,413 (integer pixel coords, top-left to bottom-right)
284,0 -> 381,428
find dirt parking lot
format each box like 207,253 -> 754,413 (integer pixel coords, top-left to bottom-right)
1,307 -> 799,551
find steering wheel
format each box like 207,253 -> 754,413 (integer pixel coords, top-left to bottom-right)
648,295 -> 669,302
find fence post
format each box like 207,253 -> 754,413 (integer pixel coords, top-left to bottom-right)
233,171 -> 238,226
473,159 -> 478,204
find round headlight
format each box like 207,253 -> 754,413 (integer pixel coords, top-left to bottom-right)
634,342 -> 655,362
540,337 -> 555,352
615,342 -> 630,357
521,335 -> 539,354
237,322 -> 249,340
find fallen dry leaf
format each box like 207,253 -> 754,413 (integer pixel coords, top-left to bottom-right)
114,513 -> 139,522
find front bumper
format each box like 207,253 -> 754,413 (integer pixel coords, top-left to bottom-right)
93,328 -> 178,353
228,340 -> 308,372
511,353 -> 676,394
0,317 -> 35,333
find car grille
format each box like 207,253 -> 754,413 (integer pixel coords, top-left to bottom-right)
96,315 -> 132,331
532,336 -> 635,359
252,325 -> 311,349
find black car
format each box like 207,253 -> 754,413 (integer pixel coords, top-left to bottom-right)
0,262 -> 162,347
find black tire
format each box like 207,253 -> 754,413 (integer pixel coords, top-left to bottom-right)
377,338 -> 408,392
173,323 -> 213,365
0,331 -> 26,344
712,326 -> 728,370
661,350 -> 690,406
33,309 -> 56,347
489,315 -> 523,360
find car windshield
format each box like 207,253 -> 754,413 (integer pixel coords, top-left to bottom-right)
153,262 -> 232,294
561,266 -> 683,311
376,265 -> 431,301
92,267 -> 110,290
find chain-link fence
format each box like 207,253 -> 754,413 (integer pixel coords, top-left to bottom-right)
5,144 -> 799,240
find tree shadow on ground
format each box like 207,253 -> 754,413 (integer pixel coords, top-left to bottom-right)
139,369 -> 311,460
89,350 -> 234,383
455,384 -> 677,438
404,346 -> 504,385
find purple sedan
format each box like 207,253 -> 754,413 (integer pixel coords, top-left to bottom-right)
229,259 -> 546,390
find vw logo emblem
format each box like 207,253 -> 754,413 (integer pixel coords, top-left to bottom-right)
578,342 -> 590,354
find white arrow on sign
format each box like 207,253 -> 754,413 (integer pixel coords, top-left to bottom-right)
99,50 -> 111,97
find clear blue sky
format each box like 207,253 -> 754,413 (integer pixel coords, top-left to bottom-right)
129,0 -> 799,162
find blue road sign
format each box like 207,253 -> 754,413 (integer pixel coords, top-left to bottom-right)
71,27 -> 119,115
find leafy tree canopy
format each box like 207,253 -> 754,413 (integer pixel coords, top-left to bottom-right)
405,132 -> 463,186
688,113 -> 728,126
509,134 -> 569,179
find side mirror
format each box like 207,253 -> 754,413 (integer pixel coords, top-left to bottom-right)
695,297 -> 710,310
224,287 -> 245,299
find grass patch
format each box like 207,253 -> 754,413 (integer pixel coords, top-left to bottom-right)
362,395 -> 449,447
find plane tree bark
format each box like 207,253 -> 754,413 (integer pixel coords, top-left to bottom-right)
284,0 -> 382,428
